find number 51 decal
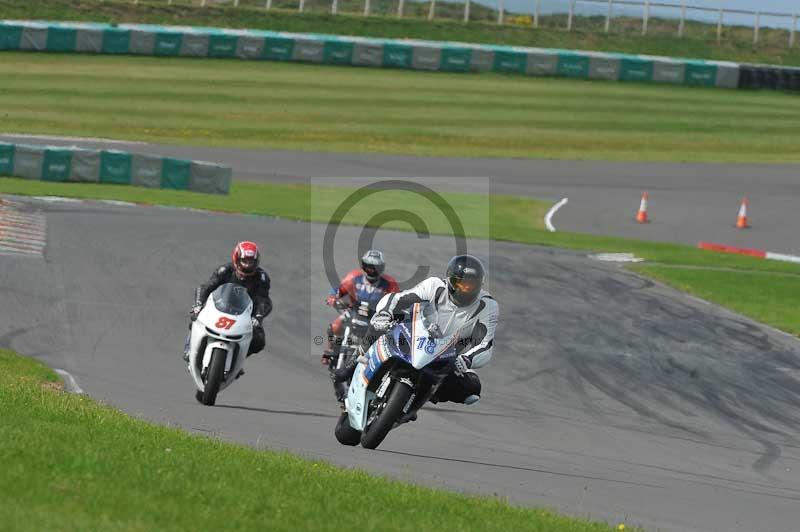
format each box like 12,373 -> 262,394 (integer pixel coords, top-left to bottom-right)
215,317 -> 236,330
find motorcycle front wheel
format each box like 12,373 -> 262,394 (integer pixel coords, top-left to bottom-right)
201,347 -> 227,406
334,412 -> 361,446
360,380 -> 413,450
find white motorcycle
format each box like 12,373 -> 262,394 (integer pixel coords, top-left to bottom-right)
187,283 -> 253,406
334,302 -> 461,449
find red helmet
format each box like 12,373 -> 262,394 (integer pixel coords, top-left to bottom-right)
232,241 -> 260,278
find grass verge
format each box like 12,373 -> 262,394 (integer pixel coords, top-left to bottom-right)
0,347 -> 625,531
2,176 -> 800,337
2,0 -> 800,66
2,53 -> 800,162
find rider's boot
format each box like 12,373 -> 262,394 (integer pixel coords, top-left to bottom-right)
464,394 -> 480,405
333,330 -> 379,384
396,411 -> 418,425
334,381 -> 348,403
322,336 -> 342,365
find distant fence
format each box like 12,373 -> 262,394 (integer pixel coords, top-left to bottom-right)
565,0 -> 797,46
128,0 -> 798,47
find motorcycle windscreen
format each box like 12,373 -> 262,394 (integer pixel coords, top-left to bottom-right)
409,303 -> 459,369
212,283 -> 252,315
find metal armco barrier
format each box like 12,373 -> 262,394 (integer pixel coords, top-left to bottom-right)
1,19 -> 776,90
0,142 -> 232,195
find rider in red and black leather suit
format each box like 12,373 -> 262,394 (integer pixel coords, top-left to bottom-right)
323,250 -> 399,363
186,241 -> 273,360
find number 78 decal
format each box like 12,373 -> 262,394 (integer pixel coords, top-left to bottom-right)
416,336 -> 437,354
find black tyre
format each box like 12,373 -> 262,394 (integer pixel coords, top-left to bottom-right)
194,389 -> 204,404
334,412 -> 361,446
360,380 -> 413,450
201,347 -> 227,406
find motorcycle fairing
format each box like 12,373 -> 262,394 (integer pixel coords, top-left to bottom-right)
344,302 -> 460,431
188,284 -> 253,393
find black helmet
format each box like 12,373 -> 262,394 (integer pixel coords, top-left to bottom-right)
361,249 -> 385,283
445,255 -> 485,307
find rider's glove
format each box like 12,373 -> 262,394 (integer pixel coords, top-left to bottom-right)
189,303 -> 202,321
370,310 -> 394,332
326,295 -> 338,307
251,316 -> 263,329
453,354 -> 471,376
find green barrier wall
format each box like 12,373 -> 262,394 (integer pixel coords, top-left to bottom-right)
100,151 -> 132,185
0,144 -> 14,175
0,142 -> 231,195
263,36 -> 294,61
209,34 -> 238,58
382,43 -> 413,68
557,54 -> 591,78
0,24 -> 22,50
620,58 -> 654,82
161,158 -> 191,190
102,29 -> 130,54
440,48 -> 472,72
324,40 -> 353,65
685,62 -> 718,87
154,32 -> 183,56
41,148 -> 72,182
0,20 -> 756,90
46,27 -> 76,52
493,50 -> 527,74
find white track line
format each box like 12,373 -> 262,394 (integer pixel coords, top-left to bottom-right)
31,196 -> 84,203
98,200 -> 138,207
766,252 -> 800,264
54,369 -> 84,394
544,197 -> 569,232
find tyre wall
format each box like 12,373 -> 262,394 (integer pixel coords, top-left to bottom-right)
0,20 -> 759,90
0,142 -> 231,195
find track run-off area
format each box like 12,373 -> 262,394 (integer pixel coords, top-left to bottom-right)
1,188 -> 800,532
3,134 -> 800,255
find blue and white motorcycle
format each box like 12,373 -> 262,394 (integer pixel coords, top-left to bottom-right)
334,302 -> 461,449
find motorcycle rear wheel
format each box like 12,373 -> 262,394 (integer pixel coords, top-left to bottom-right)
201,347 -> 227,406
360,380 -> 413,450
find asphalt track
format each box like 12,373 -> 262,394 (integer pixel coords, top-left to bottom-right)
3,134 -> 800,254
3,197 -> 800,532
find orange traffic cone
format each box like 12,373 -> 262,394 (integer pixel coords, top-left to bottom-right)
636,192 -> 649,224
736,197 -> 750,229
